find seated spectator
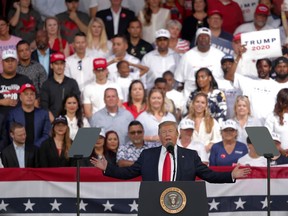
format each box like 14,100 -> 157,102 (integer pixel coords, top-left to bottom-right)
166,19 -> 190,55
86,17 -> 112,58
38,115 -> 72,167
7,83 -> 51,148
186,67 -> 227,123
90,128 -> 106,160
40,52 -> 80,122
117,120 -> 159,167
122,80 -> 147,119
59,94 -> 90,141
136,88 -> 176,145
233,95 -> 262,145
209,119 -> 248,166
0,16 -> 21,74
1,122 -> 38,168
104,130 -> 120,166
271,132 -> 288,165
16,40 -> 47,96
182,92 -> 222,153
90,88 -> 134,146
44,16 -> 70,57
8,0 -> 43,48
56,0 -> 90,44
177,118 -> 208,164
237,137 -> 267,166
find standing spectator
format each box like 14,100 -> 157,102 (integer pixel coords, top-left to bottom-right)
31,0 -> 66,20
8,0 -> 43,48
174,27 -> 225,99
117,120 -> 159,167
7,83 -> 51,148
186,67 -> 227,123
90,88 -> 134,145
16,40 -> 47,96
207,0 -> 244,34
136,88 -> 176,145
122,80 -> 147,119
138,0 -> 171,44
273,56 -> 288,88
0,0 -> 18,18
0,49 -> 32,116
64,32 -> 95,94
163,0 -> 186,23
127,18 -> 154,61
234,4 -> 273,35
44,16 -> 70,57
0,16 -> 21,74
59,94 -> 90,141
38,115 -> 72,167
1,122 -> 38,168
141,29 -> 180,90
78,0 -> 99,18
104,130 -> 120,165
31,30 -> 56,78
209,119 -> 248,166
259,0 -> 280,28
181,0 -> 208,43
86,17 -> 112,59
233,95 -> 261,145
40,52 -> 80,122
96,0 -> 135,40
83,58 -> 123,119
56,0 -> 90,44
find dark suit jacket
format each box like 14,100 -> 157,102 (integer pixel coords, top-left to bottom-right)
105,146 -> 233,182
0,113 -> 8,152
96,7 -> 135,40
31,48 -> 56,78
1,144 -> 38,168
7,107 -> 51,148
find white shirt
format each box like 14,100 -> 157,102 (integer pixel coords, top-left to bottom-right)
237,154 -> 267,167
66,116 -> 90,140
14,143 -> 25,168
166,89 -> 185,111
174,46 -> 225,99
177,140 -> 208,163
78,0 -> 98,15
234,22 -> 274,36
111,8 -> 120,35
158,145 -> 177,181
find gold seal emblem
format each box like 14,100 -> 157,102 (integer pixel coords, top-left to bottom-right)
160,187 -> 187,214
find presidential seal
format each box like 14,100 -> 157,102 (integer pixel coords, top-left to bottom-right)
160,187 -> 187,214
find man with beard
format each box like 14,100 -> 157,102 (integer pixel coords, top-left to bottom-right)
31,30 -> 56,78
234,4 -> 273,35
273,56 -> 288,88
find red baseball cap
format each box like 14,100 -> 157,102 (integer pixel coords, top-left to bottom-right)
50,53 -> 65,63
93,58 -> 107,71
19,83 -> 36,93
207,10 -> 223,18
254,4 -> 269,16
233,33 -> 241,42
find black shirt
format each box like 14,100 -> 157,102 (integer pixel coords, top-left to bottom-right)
24,110 -> 35,147
127,39 -> 154,60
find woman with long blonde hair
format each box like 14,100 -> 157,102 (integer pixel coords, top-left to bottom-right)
183,92 -> 221,152
44,16 -> 70,57
86,17 -> 112,58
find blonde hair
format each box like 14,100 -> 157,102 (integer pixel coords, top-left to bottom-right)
44,16 -> 64,54
233,95 -> 251,117
146,88 -> 167,116
187,92 -> 214,133
86,17 -> 109,52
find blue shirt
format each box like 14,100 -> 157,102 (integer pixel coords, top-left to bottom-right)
37,49 -> 50,75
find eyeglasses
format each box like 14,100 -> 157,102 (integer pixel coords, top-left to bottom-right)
77,60 -> 82,71
129,130 -> 143,135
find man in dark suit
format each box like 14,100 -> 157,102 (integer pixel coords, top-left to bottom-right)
91,121 -> 251,181
1,122 -> 38,168
31,29 -> 56,78
7,83 -> 51,148
96,0 -> 135,40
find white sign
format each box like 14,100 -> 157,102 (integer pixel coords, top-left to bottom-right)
241,29 -> 282,60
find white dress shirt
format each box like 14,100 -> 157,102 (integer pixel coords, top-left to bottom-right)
14,143 -> 25,168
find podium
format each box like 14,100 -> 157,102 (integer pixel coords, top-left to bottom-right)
138,181 -> 208,216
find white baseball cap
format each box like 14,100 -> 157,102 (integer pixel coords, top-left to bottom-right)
271,132 -> 281,143
155,29 -> 170,39
221,119 -> 237,130
2,49 -> 17,60
195,27 -> 211,40
99,128 -> 106,138
179,119 -> 195,130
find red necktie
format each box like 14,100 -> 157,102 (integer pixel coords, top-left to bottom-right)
162,152 -> 171,181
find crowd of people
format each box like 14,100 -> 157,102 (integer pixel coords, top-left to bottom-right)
1,0 -> 288,170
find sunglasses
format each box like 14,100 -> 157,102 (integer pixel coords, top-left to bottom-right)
129,130 -> 143,135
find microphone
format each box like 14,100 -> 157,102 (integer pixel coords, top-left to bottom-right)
165,142 -> 174,155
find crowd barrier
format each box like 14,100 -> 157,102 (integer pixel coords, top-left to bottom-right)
1,166 -> 288,215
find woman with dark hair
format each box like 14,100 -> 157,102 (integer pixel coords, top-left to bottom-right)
104,130 -> 120,166
181,0 -> 208,43
123,80 -> 147,119
265,88 -> 288,152
8,0 -> 43,48
59,94 -> 90,141
39,115 -> 72,167
138,0 -> 171,43
186,67 -> 227,123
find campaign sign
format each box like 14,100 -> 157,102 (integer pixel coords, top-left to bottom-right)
241,29 -> 282,60
211,36 -> 234,56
